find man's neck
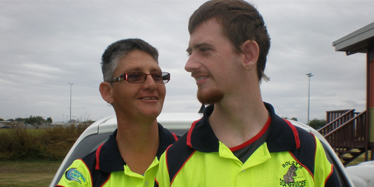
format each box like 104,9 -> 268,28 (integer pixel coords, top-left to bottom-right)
209,97 -> 269,148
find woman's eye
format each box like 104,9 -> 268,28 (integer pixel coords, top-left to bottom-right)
152,74 -> 162,79
128,73 -> 141,78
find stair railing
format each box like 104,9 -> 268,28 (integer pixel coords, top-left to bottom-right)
319,111 -> 367,157
319,109 -> 355,136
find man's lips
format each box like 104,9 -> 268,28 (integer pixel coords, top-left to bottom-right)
191,72 -> 209,82
195,76 -> 208,82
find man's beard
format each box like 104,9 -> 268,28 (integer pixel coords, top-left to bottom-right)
197,88 -> 224,105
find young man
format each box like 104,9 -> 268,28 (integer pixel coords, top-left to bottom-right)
156,0 -> 340,186
56,38 -> 177,187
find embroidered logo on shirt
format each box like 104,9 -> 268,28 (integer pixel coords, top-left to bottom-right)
65,168 -> 86,184
283,165 -> 297,183
279,161 -> 306,187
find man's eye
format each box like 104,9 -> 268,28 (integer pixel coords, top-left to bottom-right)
200,47 -> 210,52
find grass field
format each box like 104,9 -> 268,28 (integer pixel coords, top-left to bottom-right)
0,126 -> 87,187
0,126 -> 86,161
346,150 -> 372,166
0,160 -> 61,187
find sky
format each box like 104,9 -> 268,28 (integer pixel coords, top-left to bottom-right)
0,0 -> 372,124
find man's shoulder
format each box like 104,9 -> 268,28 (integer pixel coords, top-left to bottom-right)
167,133 -> 191,153
164,133 -> 196,165
294,125 -> 316,142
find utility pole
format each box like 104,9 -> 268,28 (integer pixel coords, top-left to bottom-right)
306,73 -> 313,125
69,83 -> 73,123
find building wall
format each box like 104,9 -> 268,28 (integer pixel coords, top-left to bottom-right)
369,49 -> 374,142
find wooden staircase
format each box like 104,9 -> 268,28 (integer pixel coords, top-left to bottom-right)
318,109 -> 371,165
339,148 -> 366,164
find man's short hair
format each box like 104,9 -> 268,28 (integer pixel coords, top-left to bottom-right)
101,38 -> 159,82
189,0 -> 271,81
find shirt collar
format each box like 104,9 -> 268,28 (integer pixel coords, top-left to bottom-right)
186,102 -> 300,153
98,123 -> 177,173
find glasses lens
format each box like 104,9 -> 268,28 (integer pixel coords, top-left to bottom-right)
162,72 -> 170,84
126,72 -> 146,84
151,72 -> 164,84
124,72 -> 170,84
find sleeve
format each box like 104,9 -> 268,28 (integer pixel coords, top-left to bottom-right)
313,137 -> 341,187
155,152 -> 171,187
56,159 -> 92,187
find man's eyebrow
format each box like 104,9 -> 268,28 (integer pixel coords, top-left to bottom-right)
186,43 -> 213,53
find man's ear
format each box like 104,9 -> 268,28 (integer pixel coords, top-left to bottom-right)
99,82 -> 113,104
241,40 -> 259,70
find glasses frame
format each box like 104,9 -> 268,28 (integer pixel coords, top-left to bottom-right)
110,72 -> 170,84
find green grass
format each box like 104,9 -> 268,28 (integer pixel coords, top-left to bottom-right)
346,150 -> 372,166
0,160 -> 61,187
0,128 -> 45,135
0,126 -> 87,160
0,126 -> 91,186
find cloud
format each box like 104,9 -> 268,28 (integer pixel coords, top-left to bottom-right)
0,0 -> 372,124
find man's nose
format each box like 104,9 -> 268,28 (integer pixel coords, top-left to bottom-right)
185,54 -> 200,73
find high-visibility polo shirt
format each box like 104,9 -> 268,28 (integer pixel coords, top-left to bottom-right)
156,103 -> 340,187
56,123 -> 177,187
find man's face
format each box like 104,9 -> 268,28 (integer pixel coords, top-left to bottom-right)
110,50 -> 166,121
185,19 -> 243,104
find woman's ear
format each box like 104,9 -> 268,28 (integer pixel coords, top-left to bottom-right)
241,40 -> 260,70
99,82 -> 113,104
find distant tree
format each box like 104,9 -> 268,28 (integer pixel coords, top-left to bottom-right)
282,117 -> 298,121
291,117 -> 298,121
25,116 -> 46,129
15,118 -> 24,123
309,118 -> 327,130
0,118 -> 3,121
46,117 -> 53,124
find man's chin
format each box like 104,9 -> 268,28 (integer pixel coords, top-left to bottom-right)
197,89 -> 224,105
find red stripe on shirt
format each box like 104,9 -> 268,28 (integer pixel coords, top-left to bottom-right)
187,120 -> 199,148
95,143 -> 104,170
284,119 -> 300,149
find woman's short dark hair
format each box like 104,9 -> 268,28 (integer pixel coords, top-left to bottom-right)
101,38 -> 159,82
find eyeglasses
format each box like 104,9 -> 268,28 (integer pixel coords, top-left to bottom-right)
110,72 -> 170,84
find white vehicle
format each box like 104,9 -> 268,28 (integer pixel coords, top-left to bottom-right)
50,113 -> 371,187
346,161 -> 374,187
